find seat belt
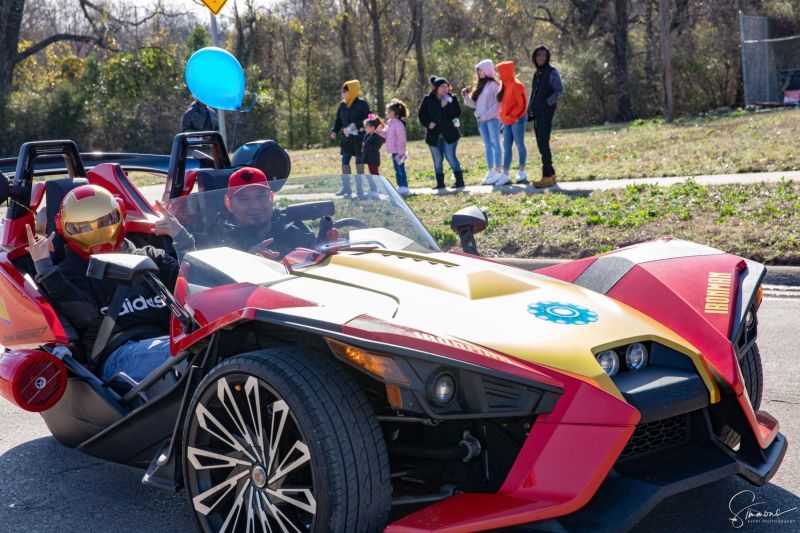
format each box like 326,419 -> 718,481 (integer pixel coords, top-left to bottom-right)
89,285 -> 130,369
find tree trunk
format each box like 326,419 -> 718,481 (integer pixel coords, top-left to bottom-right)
611,0 -> 632,121
305,45 -> 312,148
408,0 -> 425,92
659,0 -> 674,122
365,0 -> 384,112
644,0 -> 657,101
0,0 -> 25,99
339,0 -> 357,81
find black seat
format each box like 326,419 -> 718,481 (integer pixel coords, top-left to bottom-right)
45,177 -> 90,264
195,168 -> 238,193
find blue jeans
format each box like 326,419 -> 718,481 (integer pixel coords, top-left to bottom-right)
100,335 -> 171,383
477,118 -> 502,169
503,116 -> 527,170
428,137 -> 462,174
391,155 -> 408,188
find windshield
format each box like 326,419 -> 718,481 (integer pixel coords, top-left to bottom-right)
163,174 -> 440,266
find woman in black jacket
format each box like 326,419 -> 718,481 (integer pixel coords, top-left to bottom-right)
418,76 -> 464,189
331,79 -> 371,195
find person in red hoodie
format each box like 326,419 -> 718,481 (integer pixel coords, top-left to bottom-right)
496,60 -> 528,185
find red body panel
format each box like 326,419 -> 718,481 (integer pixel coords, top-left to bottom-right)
339,315 -> 639,533
86,163 -> 154,220
385,360 -> 638,532
534,256 -> 598,283
171,282 -> 316,353
534,241 -> 777,450
0,253 -> 68,348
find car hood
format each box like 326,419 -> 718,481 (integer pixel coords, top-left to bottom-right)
283,250 -> 701,391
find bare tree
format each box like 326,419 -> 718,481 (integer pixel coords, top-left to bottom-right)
363,0 -> 388,111
659,0 -> 674,121
408,0 -> 425,92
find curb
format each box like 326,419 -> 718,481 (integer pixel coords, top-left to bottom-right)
496,257 -> 800,287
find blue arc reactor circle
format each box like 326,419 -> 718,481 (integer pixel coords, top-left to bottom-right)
528,301 -> 599,326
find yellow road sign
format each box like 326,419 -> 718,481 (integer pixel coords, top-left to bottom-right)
202,0 -> 228,15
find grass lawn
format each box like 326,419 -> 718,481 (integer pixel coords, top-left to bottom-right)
288,109 -> 800,188
407,179 -> 800,265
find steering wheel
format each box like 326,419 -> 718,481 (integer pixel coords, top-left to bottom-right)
333,218 -> 368,230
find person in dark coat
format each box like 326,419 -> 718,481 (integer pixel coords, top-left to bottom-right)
418,76 -> 464,189
527,45 -> 564,188
331,80 -> 371,195
181,99 -> 219,132
26,185 -> 178,383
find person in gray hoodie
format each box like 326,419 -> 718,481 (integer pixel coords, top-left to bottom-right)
462,59 -> 503,185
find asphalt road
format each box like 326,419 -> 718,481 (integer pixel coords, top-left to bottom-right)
1,297 -> 798,533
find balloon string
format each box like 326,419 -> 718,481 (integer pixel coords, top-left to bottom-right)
231,110 -> 240,150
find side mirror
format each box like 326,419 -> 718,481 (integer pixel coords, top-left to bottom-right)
87,254 -> 159,285
450,206 -> 488,256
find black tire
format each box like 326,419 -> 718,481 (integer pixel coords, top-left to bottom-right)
182,346 -> 391,532
717,343 -> 763,448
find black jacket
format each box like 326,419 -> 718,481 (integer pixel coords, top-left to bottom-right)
181,101 -> 219,132
35,241 -> 179,358
359,133 -> 385,167
220,209 -> 316,258
332,98 -> 371,155
418,92 -> 461,146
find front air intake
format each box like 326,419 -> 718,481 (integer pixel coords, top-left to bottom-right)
0,350 -> 67,412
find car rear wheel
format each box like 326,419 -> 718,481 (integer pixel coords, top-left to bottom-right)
183,347 -> 391,532
716,343 -> 763,448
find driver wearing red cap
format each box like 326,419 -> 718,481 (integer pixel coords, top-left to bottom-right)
156,167 -> 315,259
222,167 -> 315,257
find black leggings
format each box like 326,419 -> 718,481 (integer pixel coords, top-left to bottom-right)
533,111 -> 555,177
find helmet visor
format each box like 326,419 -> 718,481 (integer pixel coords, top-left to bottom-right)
63,210 -> 123,251
64,210 -> 121,236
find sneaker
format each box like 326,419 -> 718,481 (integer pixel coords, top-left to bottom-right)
366,190 -> 380,199
515,170 -> 528,183
335,189 -> 351,196
480,171 -> 499,185
532,175 -> 557,188
495,173 -> 512,186
397,186 -> 409,196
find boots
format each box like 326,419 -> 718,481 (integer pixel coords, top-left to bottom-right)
453,170 -> 465,189
532,173 -> 556,188
432,172 -> 446,190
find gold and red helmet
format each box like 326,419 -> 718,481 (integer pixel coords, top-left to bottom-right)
55,185 -> 125,259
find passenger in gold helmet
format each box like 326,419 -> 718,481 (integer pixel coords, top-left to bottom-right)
26,184 -> 179,385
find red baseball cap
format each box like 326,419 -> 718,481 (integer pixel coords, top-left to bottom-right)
228,167 -> 271,196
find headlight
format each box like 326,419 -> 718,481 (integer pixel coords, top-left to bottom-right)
428,372 -> 456,406
596,350 -> 620,376
625,343 -> 649,370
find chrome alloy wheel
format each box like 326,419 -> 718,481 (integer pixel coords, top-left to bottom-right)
185,374 -> 316,532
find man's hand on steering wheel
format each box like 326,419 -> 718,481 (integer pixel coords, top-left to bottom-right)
248,238 -> 281,260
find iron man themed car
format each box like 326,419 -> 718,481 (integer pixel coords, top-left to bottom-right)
0,133 -> 786,532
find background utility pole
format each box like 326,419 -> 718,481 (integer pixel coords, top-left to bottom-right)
209,12 -> 228,148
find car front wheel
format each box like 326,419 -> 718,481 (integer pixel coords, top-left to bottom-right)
183,346 -> 390,532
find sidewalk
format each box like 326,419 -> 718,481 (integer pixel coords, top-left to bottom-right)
406,170 -> 800,196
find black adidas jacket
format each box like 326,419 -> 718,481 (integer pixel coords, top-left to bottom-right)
34,240 -> 179,358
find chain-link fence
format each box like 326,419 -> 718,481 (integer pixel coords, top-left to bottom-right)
739,12 -> 800,106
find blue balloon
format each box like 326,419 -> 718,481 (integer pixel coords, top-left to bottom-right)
185,47 -> 245,111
